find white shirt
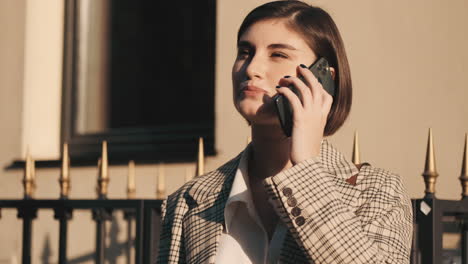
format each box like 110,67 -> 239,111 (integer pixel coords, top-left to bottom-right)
214,145 -> 288,264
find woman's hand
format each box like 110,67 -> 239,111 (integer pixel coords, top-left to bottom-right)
276,64 -> 333,165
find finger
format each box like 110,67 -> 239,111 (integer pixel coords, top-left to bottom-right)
322,93 -> 333,114
276,87 -> 304,118
297,65 -> 323,104
296,64 -> 314,89
278,76 -> 312,107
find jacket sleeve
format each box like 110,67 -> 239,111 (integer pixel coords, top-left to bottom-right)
156,196 -> 187,264
156,199 -> 169,264
263,157 -> 413,264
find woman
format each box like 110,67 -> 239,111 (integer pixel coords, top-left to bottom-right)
157,1 -> 413,263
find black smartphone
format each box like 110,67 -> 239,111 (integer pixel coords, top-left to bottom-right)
273,57 -> 336,137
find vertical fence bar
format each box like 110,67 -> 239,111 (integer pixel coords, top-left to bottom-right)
54,207 -> 72,264
22,218 -> 33,264
17,207 -> 37,264
135,201 -> 144,264
59,218 -> 68,263
92,208 -> 112,264
95,219 -> 105,264
142,200 -> 162,263
142,203 -> 153,263
417,198 -> 444,264
417,198 -> 435,264
123,209 -> 135,264
410,200 -> 420,264
462,222 -> 468,264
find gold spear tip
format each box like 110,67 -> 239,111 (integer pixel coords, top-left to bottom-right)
352,130 -> 361,165
31,158 -> 36,180
128,160 -> 135,170
197,137 -> 205,177
127,160 -> 136,199
459,133 -> 468,198
461,133 -> 468,178
61,142 -> 70,178
102,141 -> 108,161
423,128 -> 438,175
24,146 -> 31,179
63,142 -> 69,156
101,141 -> 109,179
198,137 -> 204,151
23,145 -> 32,198
156,163 -> 166,199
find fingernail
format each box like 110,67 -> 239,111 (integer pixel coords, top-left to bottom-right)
275,85 -> 281,89
300,64 -> 307,68
284,75 -> 290,78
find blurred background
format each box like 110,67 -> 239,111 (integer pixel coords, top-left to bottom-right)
1,0 -> 467,262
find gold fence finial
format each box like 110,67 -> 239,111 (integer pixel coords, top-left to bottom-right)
101,141 -> 109,180
96,141 -> 109,198
127,160 -> 136,199
352,130 -> 361,165
59,142 -> 71,198
156,163 -> 166,199
422,128 -> 439,197
196,137 -> 204,177
31,158 -> 36,196
23,147 -> 35,199
459,133 -> 468,198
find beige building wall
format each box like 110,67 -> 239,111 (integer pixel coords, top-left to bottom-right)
1,0 -> 468,262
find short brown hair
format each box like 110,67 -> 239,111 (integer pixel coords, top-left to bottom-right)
238,1 -> 352,136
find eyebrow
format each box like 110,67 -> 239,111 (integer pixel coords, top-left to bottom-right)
237,41 -> 298,51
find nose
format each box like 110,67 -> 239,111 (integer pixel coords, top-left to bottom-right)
245,53 -> 265,80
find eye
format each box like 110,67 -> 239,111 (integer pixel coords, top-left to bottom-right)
271,52 -> 288,59
237,48 -> 251,59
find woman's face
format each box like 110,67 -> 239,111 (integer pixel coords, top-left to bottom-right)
232,18 -> 317,126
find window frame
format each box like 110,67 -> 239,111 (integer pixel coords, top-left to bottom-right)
60,0 -> 216,165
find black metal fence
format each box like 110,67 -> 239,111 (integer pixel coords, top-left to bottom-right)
413,197 -> 468,264
0,199 -> 162,264
3,197 -> 468,263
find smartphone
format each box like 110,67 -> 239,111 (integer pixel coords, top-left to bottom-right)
273,57 -> 336,137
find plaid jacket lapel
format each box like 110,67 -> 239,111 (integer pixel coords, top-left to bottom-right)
182,155 -> 240,263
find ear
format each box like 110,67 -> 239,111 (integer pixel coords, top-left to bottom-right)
329,67 -> 336,80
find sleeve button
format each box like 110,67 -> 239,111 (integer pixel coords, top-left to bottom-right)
287,197 -> 297,207
295,216 -> 305,226
291,207 -> 301,217
282,187 -> 293,197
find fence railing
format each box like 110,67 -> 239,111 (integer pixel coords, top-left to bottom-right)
2,197 -> 468,264
2,131 -> 467,263
0,199 -> 162,264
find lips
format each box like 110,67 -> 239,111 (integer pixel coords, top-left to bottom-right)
241,85 -> 268,95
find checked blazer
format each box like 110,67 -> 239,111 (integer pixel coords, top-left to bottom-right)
156,140 -> 413,263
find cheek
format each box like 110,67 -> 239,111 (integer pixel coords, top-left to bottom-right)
231,63 -> 242,88
269,65 -> 296,85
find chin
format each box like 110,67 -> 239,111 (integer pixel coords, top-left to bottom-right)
235,98 -> 279,125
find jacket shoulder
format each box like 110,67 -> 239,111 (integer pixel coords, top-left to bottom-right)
165,153 -> 242,208
358,164 -> 405,188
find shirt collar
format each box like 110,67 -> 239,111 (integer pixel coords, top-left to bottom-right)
224,143 -> 256,233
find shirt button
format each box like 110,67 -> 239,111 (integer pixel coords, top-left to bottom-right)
295,216 -> 305,226
287,197 -> 297,207
291,207 -> 301,217
282,187 -> 293,197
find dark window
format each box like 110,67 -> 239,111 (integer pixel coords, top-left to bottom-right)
61,0 -> 216,164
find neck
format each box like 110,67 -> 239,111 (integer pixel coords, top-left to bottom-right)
248,124 -> 293,181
